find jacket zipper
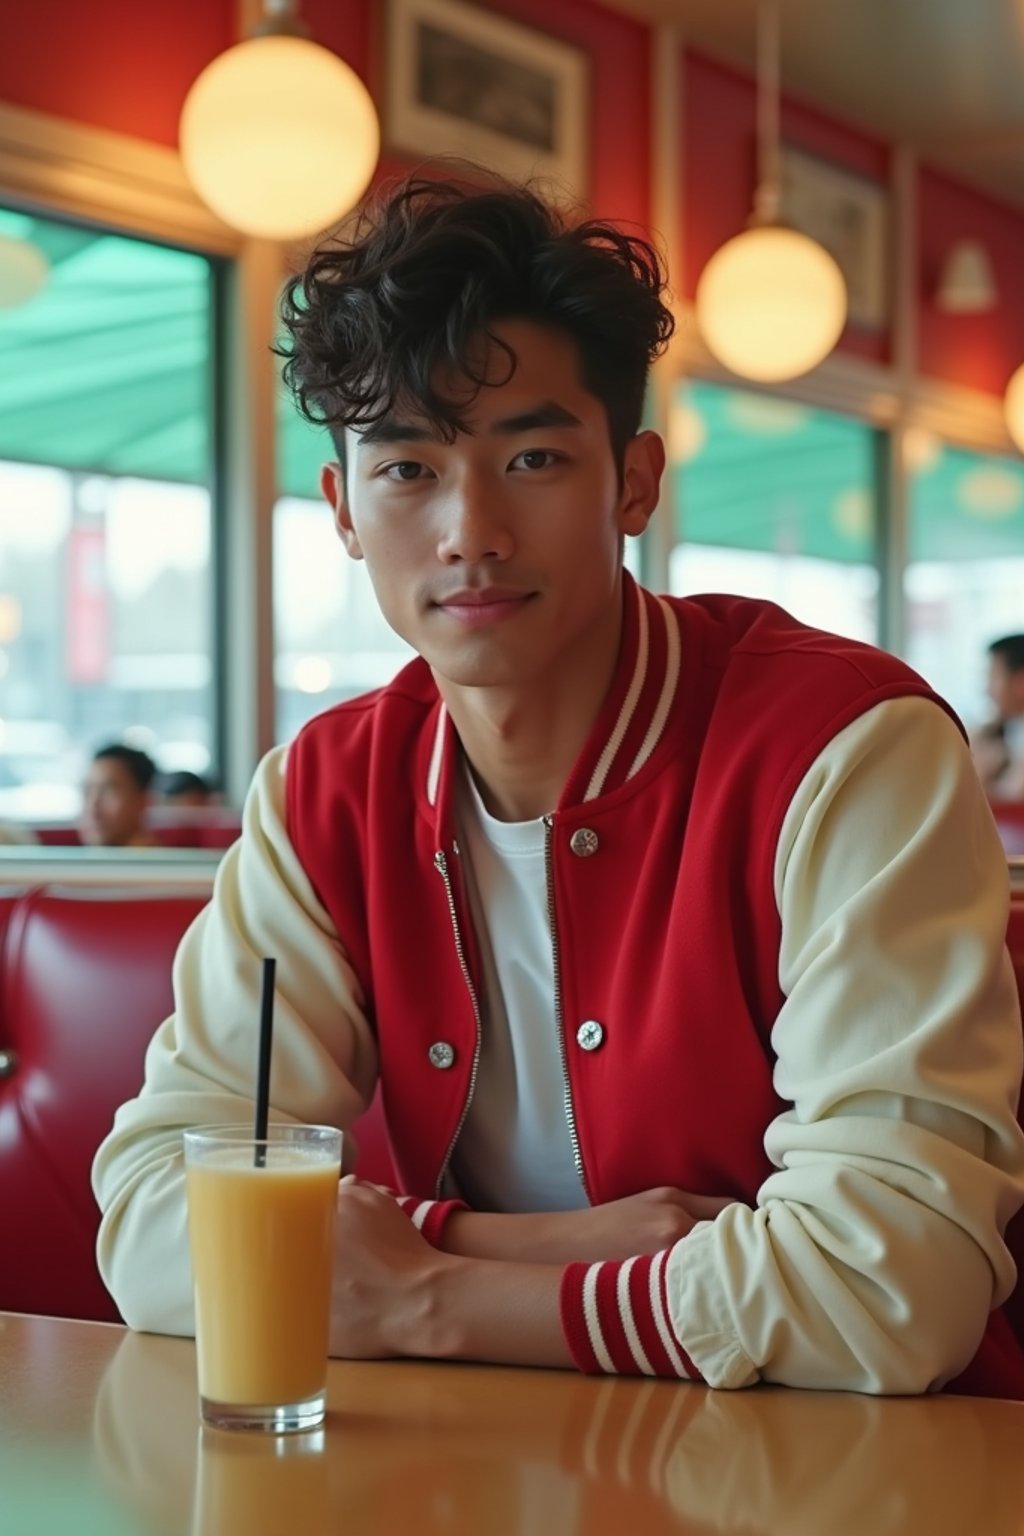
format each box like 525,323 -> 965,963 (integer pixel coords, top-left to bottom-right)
432,846 -> 483,1198
543,814 -> 590,1199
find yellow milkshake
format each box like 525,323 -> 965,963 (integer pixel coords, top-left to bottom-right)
184,1128 -> 341,1424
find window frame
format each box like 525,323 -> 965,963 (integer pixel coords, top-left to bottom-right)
0,101 -> 277,807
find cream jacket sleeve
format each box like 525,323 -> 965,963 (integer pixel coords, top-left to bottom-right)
667,695 -> 1024,1393
91,745 -> 377,1335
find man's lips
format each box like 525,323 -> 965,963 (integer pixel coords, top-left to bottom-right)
433,588 -> 536,625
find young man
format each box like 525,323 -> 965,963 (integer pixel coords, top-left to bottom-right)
79,743 -> 157,848
159,770 -> 217,809
93,175 -> 1024,1397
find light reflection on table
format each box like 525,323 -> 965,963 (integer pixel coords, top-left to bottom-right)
3,1311 -> 1024,1535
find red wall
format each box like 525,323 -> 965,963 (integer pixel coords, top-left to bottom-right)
2,5 -> 1022,397
917,168 -> 1024,396
0,0 -> 650,230
0,0 -> 235,147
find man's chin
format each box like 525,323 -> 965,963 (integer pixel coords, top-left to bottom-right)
427,652 -> 538,693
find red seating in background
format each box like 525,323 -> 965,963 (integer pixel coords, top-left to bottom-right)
28,813 -> 242,851
0,881 -> 395,1322
992,802 -> 1024,857
33,828 -> 81,846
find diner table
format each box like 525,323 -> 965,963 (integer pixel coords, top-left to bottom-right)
2,1310 -> 1024,1536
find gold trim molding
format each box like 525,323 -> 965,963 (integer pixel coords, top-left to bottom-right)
0,101 -> 240,255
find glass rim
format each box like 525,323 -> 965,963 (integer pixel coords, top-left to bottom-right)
182,1122 -> 342,1148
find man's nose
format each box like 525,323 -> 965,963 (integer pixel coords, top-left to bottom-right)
435,478 -> 514,564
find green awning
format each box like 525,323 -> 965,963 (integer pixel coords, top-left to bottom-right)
0,203 -> 332,498
673,381 -> 1024,566
0,208 -> 212,484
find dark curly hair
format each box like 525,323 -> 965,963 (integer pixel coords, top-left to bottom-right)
277,169 -> 675,476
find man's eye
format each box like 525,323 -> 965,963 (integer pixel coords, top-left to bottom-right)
384,461 -> 427,481
511,450 -> 557,471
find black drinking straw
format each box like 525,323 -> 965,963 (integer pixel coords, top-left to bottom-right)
253,957 -> 276,1168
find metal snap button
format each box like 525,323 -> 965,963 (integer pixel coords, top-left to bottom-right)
576,1020 -> 605,1052
428,1041 -> 456,1070
569,827 -> 599,858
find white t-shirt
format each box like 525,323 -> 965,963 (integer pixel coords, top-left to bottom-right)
449,761 -> 588,1213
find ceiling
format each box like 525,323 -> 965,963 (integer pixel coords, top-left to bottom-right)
605,0 -> 1024,207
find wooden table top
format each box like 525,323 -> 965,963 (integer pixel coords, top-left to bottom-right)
3,1310 -> 1024,1536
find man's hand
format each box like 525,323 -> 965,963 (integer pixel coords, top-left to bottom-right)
329,1178 -> 571,1368
329,1177 -> 450,1359
440,1187 -> 738,1265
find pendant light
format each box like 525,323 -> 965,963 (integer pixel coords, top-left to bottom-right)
694,1 -> 847,383
180,0 -> 379,241
1005,364 -> 1024,454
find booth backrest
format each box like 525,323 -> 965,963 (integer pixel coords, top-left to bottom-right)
0,882 -> 395,1322
0,888 -> 207,1320
31,812 -> 243,851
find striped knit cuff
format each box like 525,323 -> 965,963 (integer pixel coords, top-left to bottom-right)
394,1195 -> 467,1247
559,1250 -> 703,1380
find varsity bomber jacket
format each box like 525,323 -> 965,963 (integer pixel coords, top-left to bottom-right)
93,575 -> 1024,1396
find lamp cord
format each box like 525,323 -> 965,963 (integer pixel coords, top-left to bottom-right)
754,0 -> 781,225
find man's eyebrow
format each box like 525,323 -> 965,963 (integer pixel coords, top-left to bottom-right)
356,419 -> 440,448
355,400 -> 583,448
490,402 -> 583,435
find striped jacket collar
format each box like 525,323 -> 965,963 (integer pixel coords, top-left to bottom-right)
424,573 -> 682,816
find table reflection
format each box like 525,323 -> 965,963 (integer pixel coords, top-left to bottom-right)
93,1329 -> 1024,1536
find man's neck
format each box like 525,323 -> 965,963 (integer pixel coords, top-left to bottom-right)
437,599 -> 625,824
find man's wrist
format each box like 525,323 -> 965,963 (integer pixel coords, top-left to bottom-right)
386,1251 -> 473,1359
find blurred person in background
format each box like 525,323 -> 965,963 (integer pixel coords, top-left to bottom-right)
974,635 -> 1024,802
159,770 -> 217,809
79,744 -> 157,848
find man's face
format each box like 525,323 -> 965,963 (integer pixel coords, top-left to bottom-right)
80,759 -> 148,847
987,657 -> 1024,722
322,319 -> 663,695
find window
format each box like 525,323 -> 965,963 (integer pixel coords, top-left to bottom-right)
0,208 -> 216,822
273,392 -> 414,744
666,381 -> 880,644
904,439 -> 1024,731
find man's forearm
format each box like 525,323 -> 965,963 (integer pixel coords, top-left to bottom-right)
439,1209 -> 575,1263
408,1253 -> 572,1369
436,1189 -> 721,1264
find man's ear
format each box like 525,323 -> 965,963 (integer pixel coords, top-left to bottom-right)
320,462 -> 364,560
618,430 -> 666,539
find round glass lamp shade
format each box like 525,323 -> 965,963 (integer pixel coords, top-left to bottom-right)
0,234 -> 48,310
1005,363 -> 1024,454
180,35 -> 380,240
695,225 -> 848,383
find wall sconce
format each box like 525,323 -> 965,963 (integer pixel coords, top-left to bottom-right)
935,240 -> 998,314
694,1 -> 847,383
180,0 -> 379,241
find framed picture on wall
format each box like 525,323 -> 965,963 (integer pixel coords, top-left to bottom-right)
779,146 -> 890,332
383,0 -> 590,198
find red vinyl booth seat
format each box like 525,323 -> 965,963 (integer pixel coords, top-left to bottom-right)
0,884 -> 395,1322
